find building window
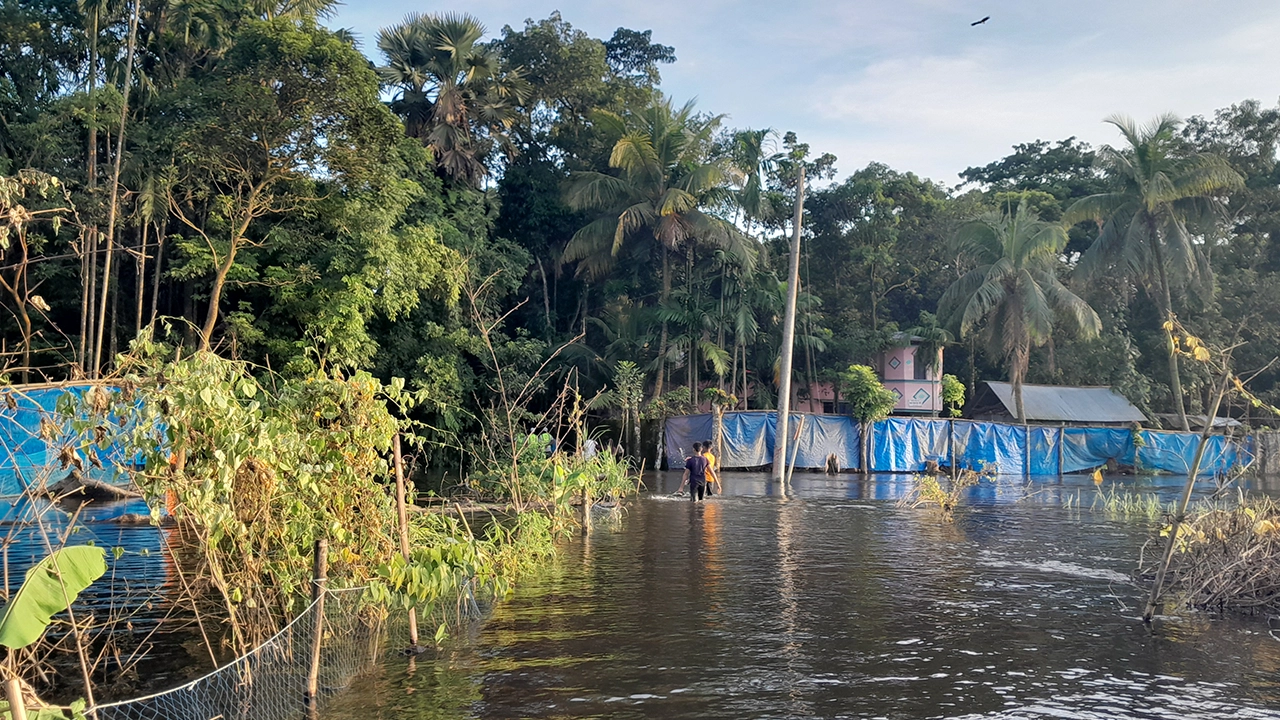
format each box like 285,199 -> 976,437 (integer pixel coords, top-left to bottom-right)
914,351 -> 929,380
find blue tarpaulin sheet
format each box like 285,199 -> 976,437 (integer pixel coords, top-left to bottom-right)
667,412 -> 1250,476
1138,431 -> 1242,477
1062,428 -> 1135,473
953,421 -> 1026,476
0,385 -> 138,496
665,412 -> 859,470
1028,426 -> 1061,476
870,418 -> 949,472
791,414 -> 861,470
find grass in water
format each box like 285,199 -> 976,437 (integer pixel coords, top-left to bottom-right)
1092,485 -> 1175,520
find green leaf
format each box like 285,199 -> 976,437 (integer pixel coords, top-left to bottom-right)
0,546 -> 107,650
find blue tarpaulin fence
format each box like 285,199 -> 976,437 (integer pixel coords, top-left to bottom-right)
666,412 -> 1251,477
0,384 -> 138,496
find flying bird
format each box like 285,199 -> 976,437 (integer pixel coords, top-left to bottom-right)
971,16 -> 990,26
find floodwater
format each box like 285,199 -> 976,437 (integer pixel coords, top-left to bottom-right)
323,471 -> 1280,719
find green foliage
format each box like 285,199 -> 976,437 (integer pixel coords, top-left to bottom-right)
941,374 -> 965,417
702,387 -> 737,410
644,387 -> 693,420
0,698 -> 86,720
0,546 -> 106,650
838,365 -> 897,423
65,340 -> 401,647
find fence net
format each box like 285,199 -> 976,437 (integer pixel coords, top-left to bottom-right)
87,587 -> 383,720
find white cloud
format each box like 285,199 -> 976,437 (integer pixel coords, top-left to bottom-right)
333,0 -> 1280,184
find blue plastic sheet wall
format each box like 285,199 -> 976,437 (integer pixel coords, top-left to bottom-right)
0,385 -> 138,496
665,412 -> 859,470
1061,428 -> 1134,473
790,414 -> 860,469
1027,426 -> 1060,476
668,412 -> 1250,476
953,422 -> 1026,476
664,413 -> 716,470
869,418 -> 949,472
1137,431 -> 1243,477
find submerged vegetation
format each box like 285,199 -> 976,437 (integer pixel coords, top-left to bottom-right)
1144,496 -> 1280,615
900,469 -> 986,519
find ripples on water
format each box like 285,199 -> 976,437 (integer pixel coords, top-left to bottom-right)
327,473 -> 1280,718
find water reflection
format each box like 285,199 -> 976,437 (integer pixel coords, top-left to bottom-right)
326,472 -> 1280,719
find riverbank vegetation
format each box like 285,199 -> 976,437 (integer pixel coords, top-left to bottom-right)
14,336 -> 636,708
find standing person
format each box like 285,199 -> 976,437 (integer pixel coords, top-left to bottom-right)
702,441 -> 720,496
681,442 -> 709,502
583,437 -> 599,460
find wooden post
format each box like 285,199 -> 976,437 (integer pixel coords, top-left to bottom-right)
1057,425 -> 1065,477
1024,425 -> 1031,478
305,539 -> 328,716
5,678 -> 27,720
785,416 -> 805,486
949,420 -> 957,481
393,434 -> 419,648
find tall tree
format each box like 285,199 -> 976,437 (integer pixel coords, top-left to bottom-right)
165,19 -> 401,350
939,201 -> 1101,422
562,96 -> 746,399
1066,114 -> 1243,430
377,12 -> 529,186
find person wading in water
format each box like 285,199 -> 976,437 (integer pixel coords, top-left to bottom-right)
681,442 -> 710,502
702,442 -> 720,496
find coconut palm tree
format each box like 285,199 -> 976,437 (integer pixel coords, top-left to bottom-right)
563,96 -> 748,399
376,13 -> 528,185
939,200 -> 1101,423
1065,114 -> 1242,431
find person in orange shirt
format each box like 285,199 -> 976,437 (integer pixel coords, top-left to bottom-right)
702,442 -> 721,496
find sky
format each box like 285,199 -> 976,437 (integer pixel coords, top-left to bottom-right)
332,0 -> 1280,187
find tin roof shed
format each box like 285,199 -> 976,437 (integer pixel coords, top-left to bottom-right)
966,382 -> 1147,425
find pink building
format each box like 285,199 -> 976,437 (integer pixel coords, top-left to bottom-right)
778,339 -> 942,416
876,339 -> 943,415
693,338 -> 944,416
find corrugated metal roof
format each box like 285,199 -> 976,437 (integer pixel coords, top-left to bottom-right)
985,382 -> 1146,423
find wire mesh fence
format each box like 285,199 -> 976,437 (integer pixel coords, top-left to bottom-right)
87,587 -> 383,720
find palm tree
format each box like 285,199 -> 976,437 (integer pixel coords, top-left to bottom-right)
377,13 -> 528,185
728,128 -> 778,233
563,96 -> 747,400
1065,114 -> 1242,431
939,201 -> 1101,423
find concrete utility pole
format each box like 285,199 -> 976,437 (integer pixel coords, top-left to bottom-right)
772,164 -> 806,481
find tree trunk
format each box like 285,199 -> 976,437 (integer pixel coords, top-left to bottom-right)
717,264 -> 726,392
87,13 -> 98,192
654,247 -> 670,400
1012,336 -> 1029,424
109,251 -> 120,359
537,257 -> 551,332
773,164 -> 806,481
93,0 -> 141,375
1150,217 -> 1190,432
85,230 -> 97,372
78,229 -> 90,372
149,219 -> 165,325
134,221 -> 147,337
200,245 -> 238,350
